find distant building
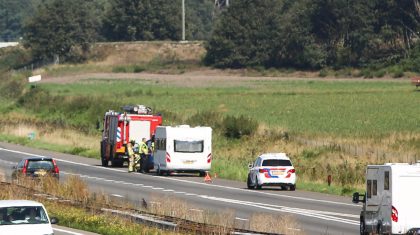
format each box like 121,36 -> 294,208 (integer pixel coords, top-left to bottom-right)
0,42 -> 19,48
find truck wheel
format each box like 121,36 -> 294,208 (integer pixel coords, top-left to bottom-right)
289,185 -> 296,191
101,158 -> 109,167
199,171 -> 206,177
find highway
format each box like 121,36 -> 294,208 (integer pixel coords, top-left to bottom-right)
0,142 -> 360,235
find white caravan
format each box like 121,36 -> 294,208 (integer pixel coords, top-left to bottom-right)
154,125 -> 212,176
353,163 -> 420,235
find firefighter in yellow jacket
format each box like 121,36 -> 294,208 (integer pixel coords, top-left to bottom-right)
127,141 -> 135,173
139,138 -> 149,173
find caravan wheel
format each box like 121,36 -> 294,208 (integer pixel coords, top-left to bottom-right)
360,219 -> 368,235
156,167 -> 163,176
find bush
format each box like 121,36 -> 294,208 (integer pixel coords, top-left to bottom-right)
222,115 -> 258,139
112,66 -> 127,73
187,111 -> 223,130
373,69 -> 386,78
359,68 -> 373,78
319,69 -> 328,77
391,67 -> 404,78
133,65 -> 145,73
0,47 -> 32,72
0,73 -> 26,99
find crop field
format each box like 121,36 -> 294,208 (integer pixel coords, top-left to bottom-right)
41,77 -> 419,137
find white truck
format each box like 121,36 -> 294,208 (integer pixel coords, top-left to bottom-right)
154,125 -> 212,176
352,163 -> 420,235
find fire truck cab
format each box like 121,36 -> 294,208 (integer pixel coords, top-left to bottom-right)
100,105 -> 162,167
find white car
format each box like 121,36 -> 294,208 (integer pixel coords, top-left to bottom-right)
0,200 -> 58,235
247,153 -> 296,190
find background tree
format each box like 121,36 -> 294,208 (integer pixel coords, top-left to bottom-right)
102,0 -> 181,41
0,0 -> 39,41
22,0 -> 98,63
205,0 -> 284,68
185,0 -> 214,40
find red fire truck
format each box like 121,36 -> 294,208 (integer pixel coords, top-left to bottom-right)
100,105 -> 162,167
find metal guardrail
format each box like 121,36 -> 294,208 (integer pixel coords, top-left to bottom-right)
0,181 -> 282,235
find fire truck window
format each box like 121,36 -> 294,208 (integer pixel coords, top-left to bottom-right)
372,180 -> 377,196
367,180 -> 372,198
384,171 -> 389,190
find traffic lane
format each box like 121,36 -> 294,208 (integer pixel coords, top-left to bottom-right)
67,172 -> 358,235
0,160 -> 358,235
0,142 -> 358,207
0,144 -> 360,232
0,147 -> 360,217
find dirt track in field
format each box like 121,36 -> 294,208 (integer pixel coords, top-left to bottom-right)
40,69 -> 400,87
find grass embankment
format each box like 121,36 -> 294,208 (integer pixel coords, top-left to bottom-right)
0,175 -> 179,235
1,69 -> 420,195
0,174 -> 302,235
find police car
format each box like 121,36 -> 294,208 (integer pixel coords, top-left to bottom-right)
247,153 -> 296,190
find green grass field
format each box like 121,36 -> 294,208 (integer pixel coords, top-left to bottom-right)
41,78 -> 419,137
2,74 -> 419,195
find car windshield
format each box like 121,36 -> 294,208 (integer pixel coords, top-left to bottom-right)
0,206 -> 49,225
262,159 -> 292,167
27,160 -> 53,170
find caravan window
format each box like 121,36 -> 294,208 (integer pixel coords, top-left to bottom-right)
156,138 -> 166,151
174,140 -> 204,153
384,171 -> 389,190
372,180 -> 377,196
367,180 -> 372,198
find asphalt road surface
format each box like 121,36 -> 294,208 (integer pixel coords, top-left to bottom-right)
0,142 -> 360,235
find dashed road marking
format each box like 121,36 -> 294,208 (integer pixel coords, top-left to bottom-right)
0,147 -> 360,227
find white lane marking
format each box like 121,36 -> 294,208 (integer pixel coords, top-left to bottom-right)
0,147 -> 126,173
199,195 -> 359,226
142,185 -> 153,188
152,187 -> 164,190
111,194 -> 124,198
0,147 -> 359,226
235,217 -> 248,221
185,193 -> 197,196
163,189 -> 174,192
53,227 -> 85,235
153,175 -> 359,207
0,147 -> 356,207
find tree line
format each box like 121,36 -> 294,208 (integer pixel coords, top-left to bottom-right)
1,0 -> 420,71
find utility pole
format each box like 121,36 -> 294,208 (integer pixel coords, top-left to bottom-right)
182,0 -> 185,41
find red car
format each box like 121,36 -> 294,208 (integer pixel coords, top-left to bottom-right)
12,157 -> 59,180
